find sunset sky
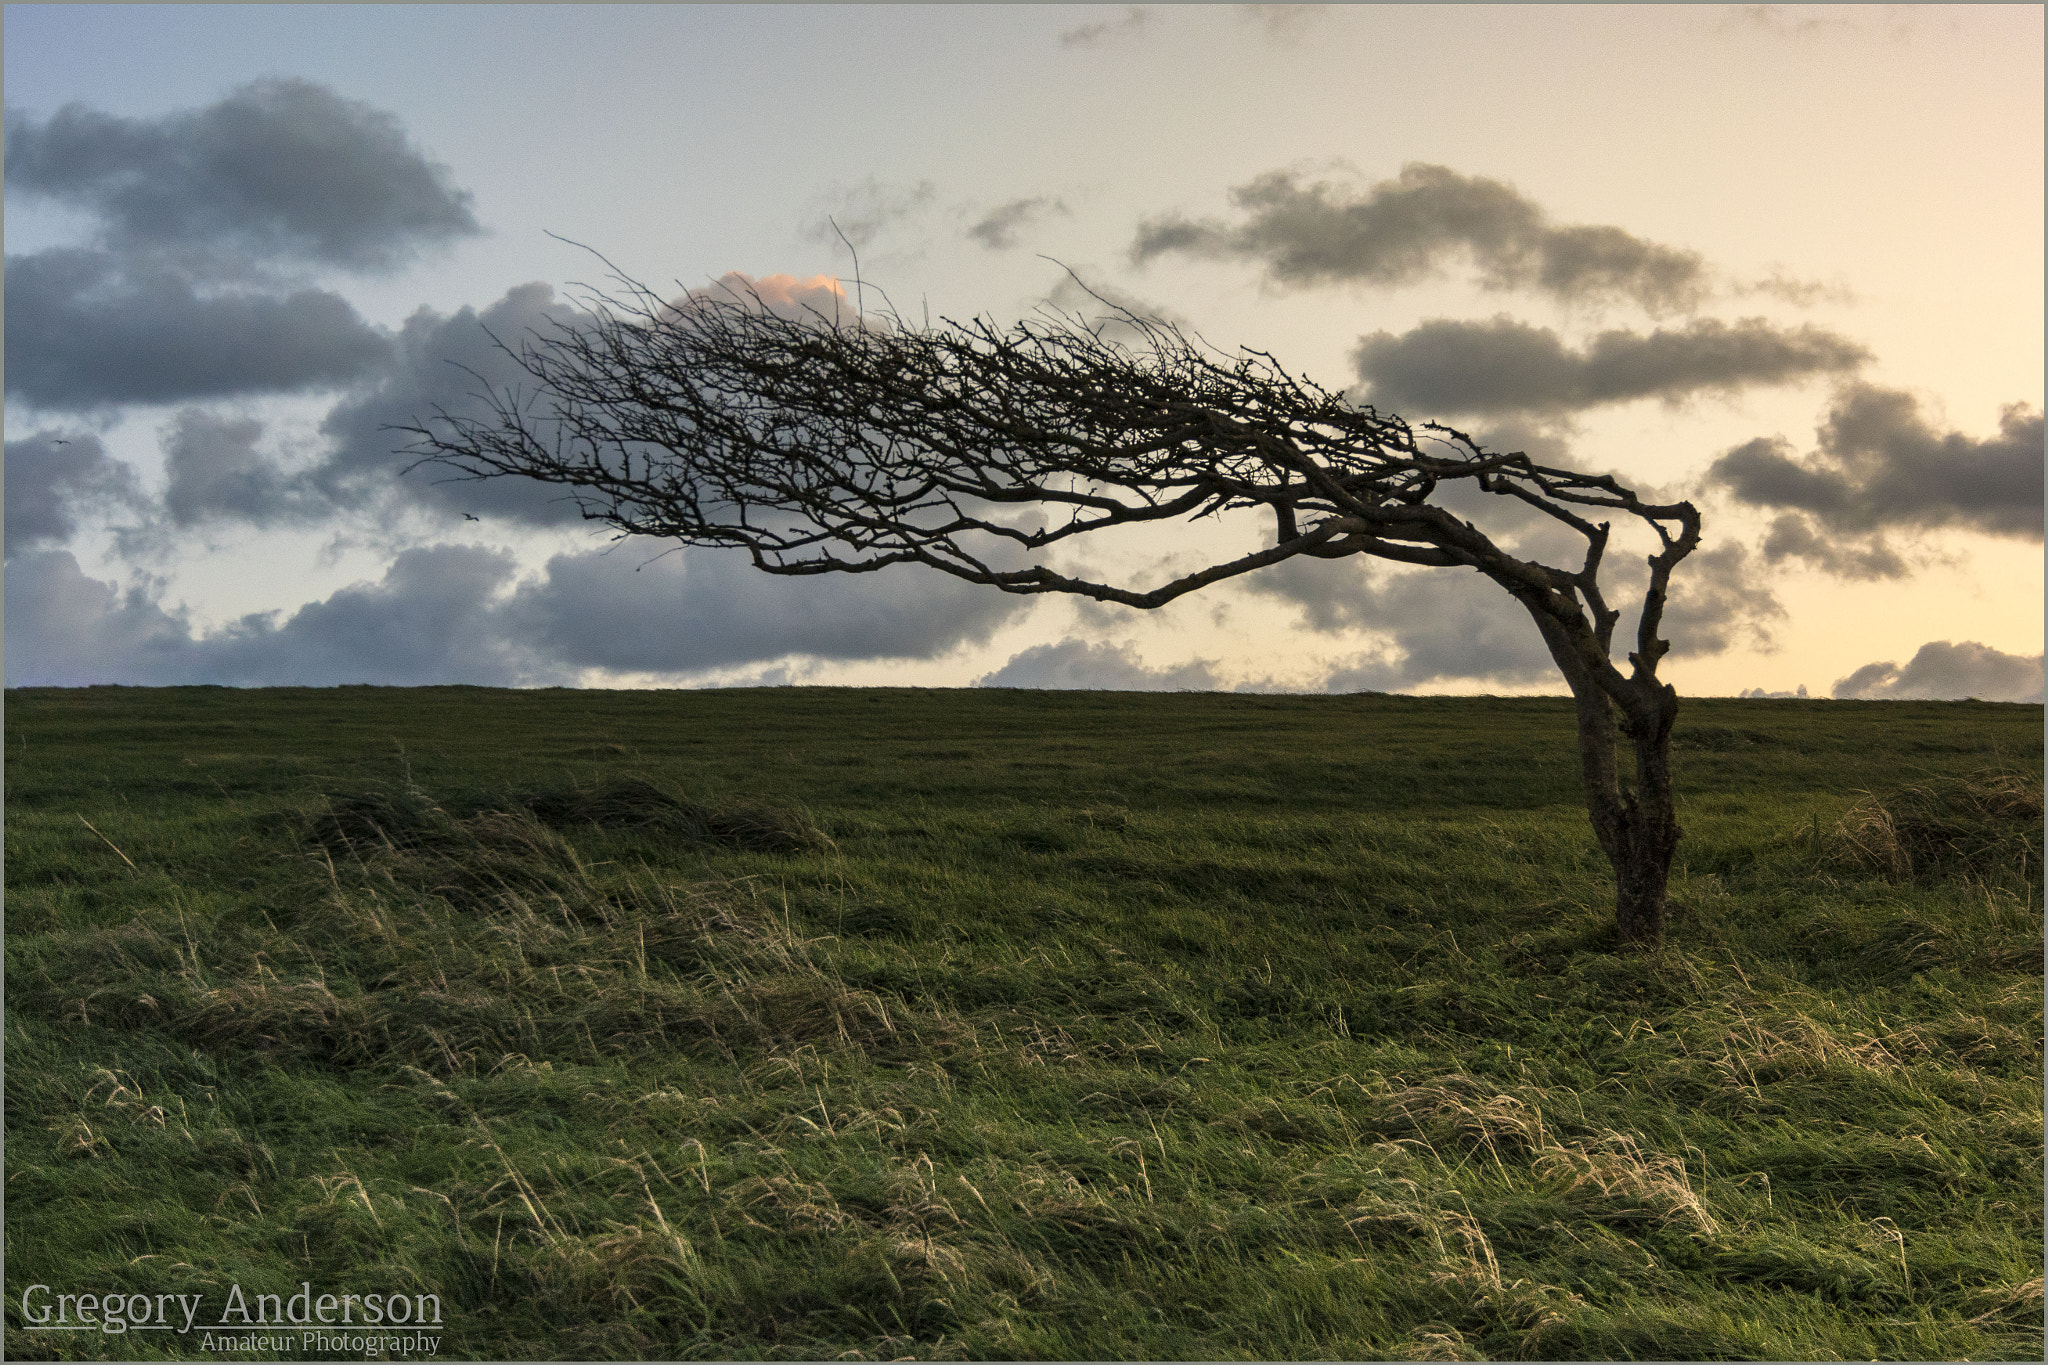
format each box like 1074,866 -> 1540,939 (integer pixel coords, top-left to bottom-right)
6,3 -> 2042,701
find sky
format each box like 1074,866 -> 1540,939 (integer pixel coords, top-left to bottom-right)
4,3 -> 2042,701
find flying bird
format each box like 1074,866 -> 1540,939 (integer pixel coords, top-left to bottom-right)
51,438 -> 71,446
462,513 -> 479,521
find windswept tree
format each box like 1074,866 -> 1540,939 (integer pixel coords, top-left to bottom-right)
399,270 -> 1702,945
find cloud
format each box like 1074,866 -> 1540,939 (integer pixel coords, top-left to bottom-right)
501,545 -> 1026,673
1351,314 -> 1868,418
1733,271 -> 1857,308
159,409 -> 326,527
195,544 -> 536,686
724,271 -> 849,313
3,82 -> 471,412
1236,5 -> 1328,40
1058,6 -> 1152,48
1717,4 -> 1910,42
1653,543 -> 1784,657
4,248 -> 392,409
1720,5 -> 1853,38
1313,651 -> 1407,694
801,178 -> 936,250
1246,557 -> 1558,687
670,270 -> 856,324
1133,163 -> 1712,313
1711,386 -> 2045,553
318,269 -> 904,533
3,544 -> 538,687
3,533 -> 1029,687
1245,529 -> 1782,689
1756,512 -> 1907,579
3,432 -> 143,551
975,638 -> 1221,690
968,196 -> 1068,250
4,78 -> 479,272
325,274 -> 874,529
1040,270 -> 1190,347
1832,640 -> 2044,703
314,282 -> 600,526
2,551 -> 202,686
33,546 -> 521,687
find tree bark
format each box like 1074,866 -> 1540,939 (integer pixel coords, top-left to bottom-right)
1527,602 -> 1683,947
1616,690 -> 1683,945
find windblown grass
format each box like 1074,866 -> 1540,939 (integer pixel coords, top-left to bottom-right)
1828,766 -> 2042,884
4,687 -> 2040,1360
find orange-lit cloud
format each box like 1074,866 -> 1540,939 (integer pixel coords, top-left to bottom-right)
739,272 -> 847,309
669,271 -> 852,324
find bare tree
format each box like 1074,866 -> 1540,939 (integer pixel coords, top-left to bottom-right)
398,270 -> 1701,946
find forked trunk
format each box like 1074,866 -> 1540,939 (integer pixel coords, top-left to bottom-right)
1573,692 -> 1682,947
1530,606 -> 1683,947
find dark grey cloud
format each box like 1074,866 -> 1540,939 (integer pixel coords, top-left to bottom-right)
1133,164 -> 1712,313
3,544 -> 538,688
968,196 -> 1068,250
4,248 -> 392,410
1832,640 -> 2044,703
2,533 -> 1029,687
504,544 -> 1026,673
1458,418 -> 1581,470
306,274 -> 872,531
1246,557 -> 1558,687
1652,543 -> 1784,658
2,550 -> 202,686
4,432 -> 144,552
196,544 -> 535,686
1756,512 -> 1907,580
1351,315 -> 1868,418
5,78 -> 479,272
974,638 -> 1220,690
4,81 -> 473,412
1059,6 -> 1152,47
315,282 -> 597,526
160,409 -> 326,527
1711,385 -> 2045,547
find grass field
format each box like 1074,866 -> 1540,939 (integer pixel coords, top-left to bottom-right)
3,685 -> 2041,1361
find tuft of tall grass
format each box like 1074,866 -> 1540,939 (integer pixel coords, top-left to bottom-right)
1828,765 -> 2042,884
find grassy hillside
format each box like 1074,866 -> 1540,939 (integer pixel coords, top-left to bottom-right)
4,686 -> 2041,1360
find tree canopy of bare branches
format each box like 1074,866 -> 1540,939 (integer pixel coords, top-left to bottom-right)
398,268 -> 1702,945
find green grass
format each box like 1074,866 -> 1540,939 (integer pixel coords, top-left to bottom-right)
4,686 -> 2041,1361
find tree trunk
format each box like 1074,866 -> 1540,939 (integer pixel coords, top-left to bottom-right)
1612,700 -> 1682,946
1569,690 -> 1682,947
1527,605 -> 1683,947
